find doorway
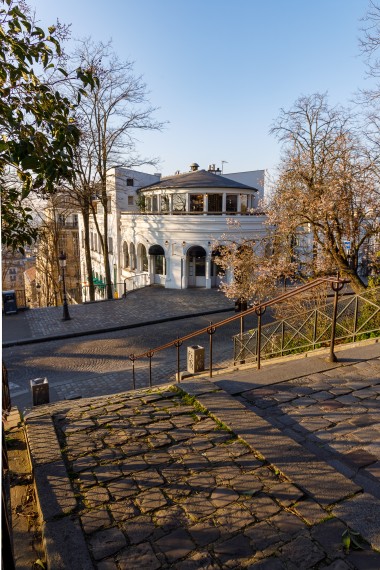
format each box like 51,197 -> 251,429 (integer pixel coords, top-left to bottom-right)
187,246 -> 206,287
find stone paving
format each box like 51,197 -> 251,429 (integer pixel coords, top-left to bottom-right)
232,357 -> 380,499
25,372 -> 380,570
3,288 -> 234,345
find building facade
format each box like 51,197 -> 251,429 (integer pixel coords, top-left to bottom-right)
78,163 -> 268,295
35,194 -> 81,306
120,165 -> 267,290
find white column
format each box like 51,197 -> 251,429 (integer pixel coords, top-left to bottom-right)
205,255 -> 211,288
222,193 -> 226,214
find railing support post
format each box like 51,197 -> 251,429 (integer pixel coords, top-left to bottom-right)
353,295 -> 359,342
174,337 -> 183,382
129,354 -> 136,390
207,322 -> 216,378
281,321 -> 285,356
313,309 -> 318,350
329,277 -> 344,362
255,306 -> 266,370
147,351 -> 154,386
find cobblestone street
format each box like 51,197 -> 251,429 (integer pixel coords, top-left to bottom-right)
3,310 -> 240,411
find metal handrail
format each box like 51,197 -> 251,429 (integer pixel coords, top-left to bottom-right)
132,276 -> 347,360
234,285 -> 380,365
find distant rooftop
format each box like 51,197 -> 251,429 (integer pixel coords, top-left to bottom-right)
139,169 -> 258,192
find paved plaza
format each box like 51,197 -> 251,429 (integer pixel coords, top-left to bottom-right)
2,288 -> 248,411
2,287 -> 234,346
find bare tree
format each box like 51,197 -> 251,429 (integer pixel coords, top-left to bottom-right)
67,39 -> 164,299
32,193 -> 81,306
269,93 -> 380,292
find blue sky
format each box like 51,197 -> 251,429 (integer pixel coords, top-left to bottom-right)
31,0 -> 374,176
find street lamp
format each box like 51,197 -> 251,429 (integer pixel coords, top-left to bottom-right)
36,283 -> 41,307
58,251 -> 71,321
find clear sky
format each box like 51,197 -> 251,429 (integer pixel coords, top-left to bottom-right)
31,0 -> 374,176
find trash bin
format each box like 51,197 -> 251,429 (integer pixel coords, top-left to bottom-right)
187,345 -> 205,373
2,290 -> 17,314
235,298 -> 247,312
30,377 -> 49,406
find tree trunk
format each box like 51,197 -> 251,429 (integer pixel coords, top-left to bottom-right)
102,201 -> 113,300
338,264 -> 367,293
82,207 -> 95,302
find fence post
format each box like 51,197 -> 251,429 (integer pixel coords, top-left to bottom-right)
207,322 -> 216,378
353,294 -> 359,342
255,306 -> 266,370
329,278 -> 345,362
281,321 -> 285,356
313,309 -> 318,350
129,354 -> 136,390
174,337 -> 183,382
147,351 -> 154,387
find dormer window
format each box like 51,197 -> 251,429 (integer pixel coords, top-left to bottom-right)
126,178 -> 134,186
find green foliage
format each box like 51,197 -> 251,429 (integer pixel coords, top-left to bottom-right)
0,0 -> 97,251
341,529 -> 366,553
135,193 -> 146,212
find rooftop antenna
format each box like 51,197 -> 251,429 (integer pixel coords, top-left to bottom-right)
221,160 -> 228,174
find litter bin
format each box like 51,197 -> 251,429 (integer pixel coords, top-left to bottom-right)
187,345 -> 205,373
30,377 -> 49,406
235,298 -> 247,312
2,290 -> 17,314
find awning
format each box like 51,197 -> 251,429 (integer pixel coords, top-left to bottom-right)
188,246 -> 206,258
149,244 -> 165,255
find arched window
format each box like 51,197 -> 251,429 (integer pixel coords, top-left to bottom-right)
149,244 -> 165,276
123,242 -> 129,268
141,244 -> 148,272
130,243 -> 136,270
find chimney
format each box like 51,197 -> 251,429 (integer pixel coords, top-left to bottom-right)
190,162 -> 199,172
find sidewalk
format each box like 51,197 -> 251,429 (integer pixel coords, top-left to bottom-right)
2,288 -> 234,347
14,339 -> 380,569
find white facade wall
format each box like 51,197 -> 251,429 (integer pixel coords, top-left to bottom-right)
78,167 -> 269,294
120,212 -> 268,290
222,170 -> 265,208
78,167 -> 160,295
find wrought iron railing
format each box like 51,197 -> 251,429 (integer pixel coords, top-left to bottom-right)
128,276 -> 359,387
233,286 -> 380,366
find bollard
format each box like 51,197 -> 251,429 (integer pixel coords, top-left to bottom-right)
30,377 -> 49,406
187,345 -> 205,374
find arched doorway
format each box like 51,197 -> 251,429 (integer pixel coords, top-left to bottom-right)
187,246 -> 206,287
149,244 -> 166,284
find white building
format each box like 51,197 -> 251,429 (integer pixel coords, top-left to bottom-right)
78,163 -> 268,295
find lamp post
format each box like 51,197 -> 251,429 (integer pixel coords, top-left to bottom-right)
58,251 -> 71,321
36,283 -> 41,307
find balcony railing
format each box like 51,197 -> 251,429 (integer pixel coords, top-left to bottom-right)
122,210 -> 265,216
